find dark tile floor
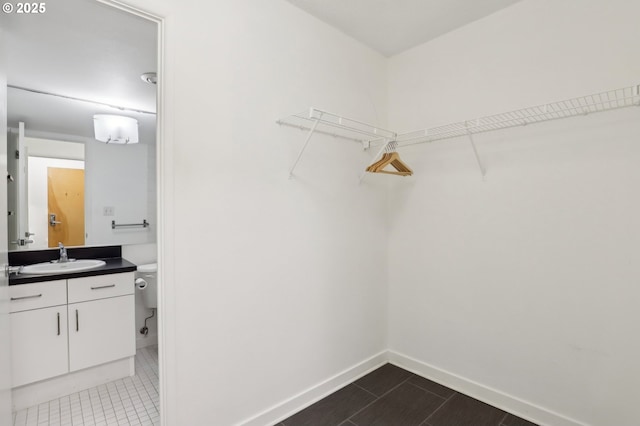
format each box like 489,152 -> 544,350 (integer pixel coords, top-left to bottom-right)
277,364 -> 539,426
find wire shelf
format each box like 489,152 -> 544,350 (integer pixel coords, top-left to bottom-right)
396,85 -> 640,146
278,84 -> 640,178
277,107 -> 396,143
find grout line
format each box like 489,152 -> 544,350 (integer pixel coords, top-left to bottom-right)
105,380 -> 118,425
121,377 -> 142,424
144,347 -> 161,415
97,385 -> 108,425
419,390 -> 457,426
93,385 -> 106,425
140,346 -> 159,397
133,355 -> 149,421
88,388 -> 98,426
56,397 -> 60,426
137,356 -> 157,422
404,381 -> 448,402
125,376 -> 143,425
344,375 -> 414,423
351,382 -> 379,398
499,412 -> 509,425
139,348 -> 158,422
144,346 -> 161,408
78,392 -> 86,426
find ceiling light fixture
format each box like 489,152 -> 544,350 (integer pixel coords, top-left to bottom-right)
140,72 -> 157,85
93,114 -> 139,144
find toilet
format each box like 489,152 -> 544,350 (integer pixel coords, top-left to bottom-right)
135,263 -> 158,309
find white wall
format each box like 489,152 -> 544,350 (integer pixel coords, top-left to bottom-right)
387,1 -> 640,425
24,137 -> 84,161
84,140 -> 153,246
146,139 -> 156,252
81,137 -> 157,346
117,1 -> 389,425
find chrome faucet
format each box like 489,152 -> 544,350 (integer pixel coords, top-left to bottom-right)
58,242 -> 69,263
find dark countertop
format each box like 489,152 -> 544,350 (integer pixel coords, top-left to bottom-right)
8,245 -> 139,285
9,257 -> 138,285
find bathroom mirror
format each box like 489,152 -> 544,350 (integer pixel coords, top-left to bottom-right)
4,0 -> 158,251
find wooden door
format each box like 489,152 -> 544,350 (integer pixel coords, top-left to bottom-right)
47,167 -> 85,247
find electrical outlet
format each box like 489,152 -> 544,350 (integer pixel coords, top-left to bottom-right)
103,206 -> 115,216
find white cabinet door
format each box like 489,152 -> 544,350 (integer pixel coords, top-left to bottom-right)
10,306 -> 69,387
68,295 -> 135,372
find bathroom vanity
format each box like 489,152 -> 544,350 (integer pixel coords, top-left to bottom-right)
8,246 -> 137,410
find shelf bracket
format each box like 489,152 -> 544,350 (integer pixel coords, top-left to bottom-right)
465,122 -> 486,178
289,114 -> 321,178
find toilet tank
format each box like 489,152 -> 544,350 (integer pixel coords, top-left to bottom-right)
136,263 -> 157,309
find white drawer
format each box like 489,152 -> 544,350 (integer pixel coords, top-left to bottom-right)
9,280 -> 67,313
68,272 -> 134,303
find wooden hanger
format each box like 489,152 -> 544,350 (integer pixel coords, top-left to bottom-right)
366,149 -> 413,176
366,153 -> 391,172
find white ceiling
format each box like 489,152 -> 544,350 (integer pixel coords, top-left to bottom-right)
3,0 -> 520,142
3,0 -> 157,143
285,0 -> 522,57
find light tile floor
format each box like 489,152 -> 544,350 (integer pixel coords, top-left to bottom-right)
13,345 -> 159,426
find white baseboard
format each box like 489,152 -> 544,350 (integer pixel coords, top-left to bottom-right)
12,357 -> 134,411
232,350 -> 588,426
388,351 -> 588,426
238,351 -> 388,426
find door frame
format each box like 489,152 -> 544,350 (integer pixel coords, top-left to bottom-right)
0,22 -> 12,426
96,2 -> 173,425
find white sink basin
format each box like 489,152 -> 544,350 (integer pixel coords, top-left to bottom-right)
20,259 -> 106,275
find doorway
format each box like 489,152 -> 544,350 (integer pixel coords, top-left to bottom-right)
47,167 -> 85,247
3,1 -> 165,425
